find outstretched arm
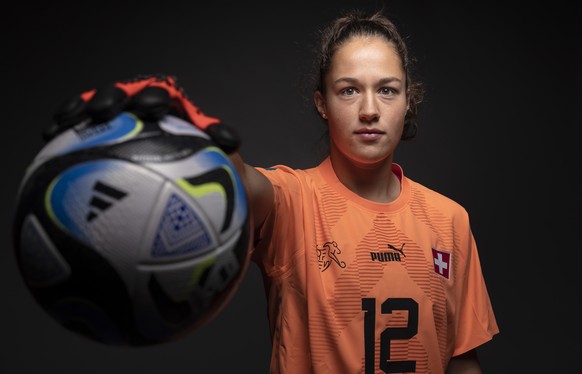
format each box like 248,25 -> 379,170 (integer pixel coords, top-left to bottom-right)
229,153 -> 274,233
445,349 -> 482,374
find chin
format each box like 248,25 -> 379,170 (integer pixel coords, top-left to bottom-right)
331,143 -> 393,168
349,152 -> 392,169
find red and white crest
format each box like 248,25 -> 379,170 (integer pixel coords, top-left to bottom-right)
431,248 -> 451,280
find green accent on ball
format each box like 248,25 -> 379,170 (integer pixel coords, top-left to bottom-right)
176,175 -> 227,199
45,177 -> 66,232
205,146 -> 237,180
121,113 -> 144,141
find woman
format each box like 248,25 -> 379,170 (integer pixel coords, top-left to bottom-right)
233,10 -> 499,373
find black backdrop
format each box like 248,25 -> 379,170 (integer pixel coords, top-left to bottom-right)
3,0 -> 580,372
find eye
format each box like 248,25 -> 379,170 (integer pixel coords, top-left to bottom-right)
379,87 -> 398,96
341,87 -> 357,96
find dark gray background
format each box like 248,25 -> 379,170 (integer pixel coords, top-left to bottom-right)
3,0 -> 580,372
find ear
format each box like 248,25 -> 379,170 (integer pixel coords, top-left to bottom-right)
314,90 -> 328,119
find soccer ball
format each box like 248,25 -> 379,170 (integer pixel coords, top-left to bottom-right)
12,112 -> 251,346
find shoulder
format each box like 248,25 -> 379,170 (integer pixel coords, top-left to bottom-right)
406,176 -> 470,222
255,163 -> 320,186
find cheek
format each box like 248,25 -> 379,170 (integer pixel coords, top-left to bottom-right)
388,109 -> 407,133
327,123 -> 352,152
327,122 -> 344,143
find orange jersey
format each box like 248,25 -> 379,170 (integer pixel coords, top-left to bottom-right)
252,157 -> 499,374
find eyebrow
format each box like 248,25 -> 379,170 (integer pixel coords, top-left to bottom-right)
333,77 -> 403,85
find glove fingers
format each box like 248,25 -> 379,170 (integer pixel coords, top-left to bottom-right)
139,76 -> 222,131
128,86 -> 171,121
179,98 -> 221,130
114,76 -> 161,96
85,85 -> 128,124
53,95 -> 86,125
44,95 -> 89,141
205,122 -> 241,154
45,75 -> 238,154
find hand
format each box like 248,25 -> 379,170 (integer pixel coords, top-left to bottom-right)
44,74 -> 241,153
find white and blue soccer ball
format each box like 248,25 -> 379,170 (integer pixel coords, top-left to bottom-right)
12,112 -> 251,346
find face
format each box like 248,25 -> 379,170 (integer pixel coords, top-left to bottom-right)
315,35 -> 408,168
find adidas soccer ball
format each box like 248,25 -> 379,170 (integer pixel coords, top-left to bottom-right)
12,112 -> 251,346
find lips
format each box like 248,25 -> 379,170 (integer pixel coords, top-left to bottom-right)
354,128 -> 384,135
354,128 -> 385,140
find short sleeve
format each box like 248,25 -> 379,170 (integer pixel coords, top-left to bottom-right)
250,165 -> 307,279
453,224 -> 500,355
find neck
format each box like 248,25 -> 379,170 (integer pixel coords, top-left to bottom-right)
329,151 -> 400,203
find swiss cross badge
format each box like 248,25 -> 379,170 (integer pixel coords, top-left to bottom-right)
431,248 -> 451,280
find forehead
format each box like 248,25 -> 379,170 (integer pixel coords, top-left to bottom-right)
329,35 -> 404,79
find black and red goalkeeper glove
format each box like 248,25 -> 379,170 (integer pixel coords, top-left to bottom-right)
44,74 -> 240,153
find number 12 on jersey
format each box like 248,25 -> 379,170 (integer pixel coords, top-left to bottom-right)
362,297 -> 419,373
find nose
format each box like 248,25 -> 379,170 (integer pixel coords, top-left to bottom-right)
359,91 -> 379,123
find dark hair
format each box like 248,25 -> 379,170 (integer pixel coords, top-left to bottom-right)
314,9 -> 424,140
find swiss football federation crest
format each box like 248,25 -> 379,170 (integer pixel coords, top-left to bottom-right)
316,241 -> 346,272
431,248 -> 451,280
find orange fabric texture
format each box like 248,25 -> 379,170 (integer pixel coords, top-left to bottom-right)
252,157 -> 499,374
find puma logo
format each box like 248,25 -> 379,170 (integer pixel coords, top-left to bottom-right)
387,243 -> 406,257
